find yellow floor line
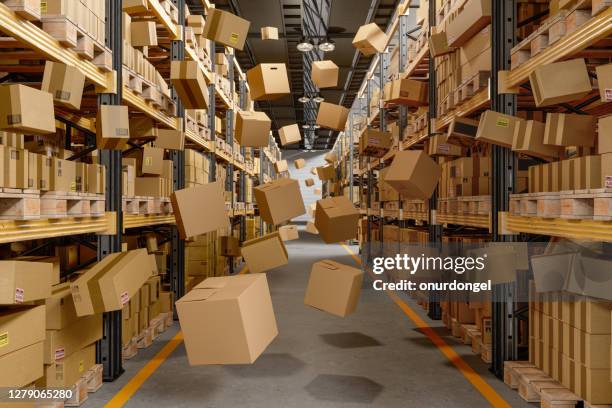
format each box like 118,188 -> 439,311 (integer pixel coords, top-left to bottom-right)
104,331 -> 184,408
340,244 -> 511,408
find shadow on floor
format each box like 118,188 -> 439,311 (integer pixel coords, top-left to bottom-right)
304,374 -> 384,403
319,332 -> 383,349
224,353 -> 306,378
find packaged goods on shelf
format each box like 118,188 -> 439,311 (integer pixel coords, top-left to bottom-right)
171,181 -> 229,239
475,110 -> 523,148
529,58 -> 592,107
247,63 -> 291,100
96,105 -> 130,149
241,232 -> 288,273
315,196 -> 360,244
135,176 -> 165,197
543,113 -> 597,147
261,26 -> 279,40
311,60 -> 339,88
316,102 -> 349,131
254,178 -> 305,225
41,61 -> 85,110
0,260 -> 54,304
595,63 -> 611,102
512,120 -> 563,160
445,0 -> 491,48
278,124 -> 301,146
0,84 -> 55,134
202,8 -> 250,50
324,151 -> 338,164
306,220 -> 318,234
278,225 -> 299,241
316,165 -> 336,181
235,111 -> 272,147
352,23 -> 388,56
305,260 -> 363,317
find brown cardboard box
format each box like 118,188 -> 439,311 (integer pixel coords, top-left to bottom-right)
352,23 -> 388,56
278,123 -> 301,146
127,146 -> 164,176
446,0 -> 491,47
235,111 -> 272,147
186,14 -> 205,34
253,178 -> 305,225
0,261 -> 53,304
598,115 -> 612,154
219,236 -> 240,257
131,20 -> 157,46
170,60 -> 209,109
4,147 -> 29,189
39,343 -> 95,388
316,165 -> 336,181
50,157 -> 76,192
274,159 -> 288,173
41,61 -> 85,110
561,159 -> 576,191
512,120 -> 562,160
55,244 -> 77,271
176,274 -> 277,365
316,102 -> 349,131
359,129 -> 393,158
384,150 -> 441,200
37,153 -> 52,191
135,176 -> 163,197
44,284 -> 79,330
385,78 -> 428,106
278,225 -> 299,241
305,178 -> 315,187
171,181 -> 229,239
294,158 -> 306,169
584,155 -> 602,189
0,84 -> 55,134
261,26 -> 279,40
155,129 -> 184,150
475,110 -> 523,148
247,64 -> 290,101
0,342 -> 43,387
202,8 -> 250,51
324,152 -> 338,164
0,306 -> 45,362
43,314 -> 102,364
529,58 -> 592,107
88,163 -> 105,194
147,276 -> 161,303
595,63 -> 611,103
311,60 -> 339,88
96,105 -> 130,149
574,364 -> 612,404
241,232 -> 288,273
429,31 -> 451,57
304,260 -> 363,317
544,113 -> 596,147
428,134 -> 463,156
315,196 -> 360,243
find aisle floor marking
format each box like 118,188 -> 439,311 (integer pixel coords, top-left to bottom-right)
340,244 -> 512,408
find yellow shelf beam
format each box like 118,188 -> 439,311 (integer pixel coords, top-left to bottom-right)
437,213 -> 491,230
505,214 -> 612,242
0,214 -> 115,244
123,214 -> 176,230
147,0 -> 181,40
123,87 -> 180,129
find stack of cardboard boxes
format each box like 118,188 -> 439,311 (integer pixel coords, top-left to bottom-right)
438,156 -> 493,198
41,0 -> 107,49
123,147 -> 173,198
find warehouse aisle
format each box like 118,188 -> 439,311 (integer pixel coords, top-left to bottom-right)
87,227 -> 529,408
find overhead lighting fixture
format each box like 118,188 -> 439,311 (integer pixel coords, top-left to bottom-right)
297,37 -> 314,52
312,124 -> 321,129
298,95 -> 310,103
313,95 -> 325,103
318,37 -> 335,52
301,124 -> 311,129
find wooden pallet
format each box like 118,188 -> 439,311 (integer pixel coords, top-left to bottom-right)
65,377 -> 89,407
122,338 -> 138,360
456,71 -> 490,106
3,0 -> 41,21
83,364 -> 103,393
0,188 -> 40,220
438,197 -> 459,214
123,196 -> 154,215
136,326 -> 154,349
457,195 -> 491,215
41,191 -> 105,218
481,343 -> 492,364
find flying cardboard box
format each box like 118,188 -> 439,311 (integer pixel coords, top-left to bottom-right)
0,261 -> 53,304
0,342 -> 43,387
41,61 -> 85,110
278,124 -> 301,146
176,274 -> 277,365
294,158 -> 306,169
445,0 -> 491,47
595,63 -> 611,102
316,102 -> 349,131
324,151 -> 338,164
171,181 -> 229,239
96,105 -> 130,149
447,117 -> 480,146
261,26 -> 279,40
241,232 -> 288,274
155,129 -> 185,150
359,129 -> 392,157
235,111 -> 272,147
306,220 -> 318,234
38,343 -> 95,388
529,58 -> 592,107
384,150 -> 441,200
352,23 -> 388,56
305,178 -> 315,187
315,196 -> 360,243
512,120 -> 562,160
278,225 -> 299,241
247,64 -> 290,101
131,20 -> 157,46
43,314 -> 102,364
543,113 -> 596,147
202,8 -> 250,50
171,60 -> 210,109
475,110 -> 523,148
0,84 -> 55,134
316,165 -> 336,181
311,60 -> 339,88
429,31 -> 451,57
274,159 -> 288,173
310,167 -> 317,175
253,178 -> 305,225
304,260 -> 363,317
385,78 -> 428,106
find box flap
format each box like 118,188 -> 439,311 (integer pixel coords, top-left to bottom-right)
177,288 -> 219,303
317,260 -> 339,270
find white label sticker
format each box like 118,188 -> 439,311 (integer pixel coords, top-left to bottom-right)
55,347 -> 65,360
605,176 -> 612,189
14,288 -> 24,303
120,291 -> 130,306
606,89 -> 612,101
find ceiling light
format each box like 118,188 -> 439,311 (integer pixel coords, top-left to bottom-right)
298,95 -> 310,103
312,124 -> 321,129
313,95 -> 325,103
318,37 -> 335,52
297,37 -> 314,52
302,124 -> 311,129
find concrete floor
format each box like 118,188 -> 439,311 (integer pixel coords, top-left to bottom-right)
85,227 -> 530,408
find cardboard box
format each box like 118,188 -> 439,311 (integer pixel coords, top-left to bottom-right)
428,134 -> 463,157
429,31 -> 451,57
385,78 -> 428,106
170,60 -> 209,109
595,62 -> 611,102
475,110 -> 523,148
383,150 -> 441,200
278,123 -> 301,146
39,343 -> 95,388
235,111 -> 272,147
253,178 -> 305,225
311,60 -> 339,89
0,261 -> 53,304
316,165 -> 336,181
127,146 -> 164,176
0,306 -> 45,361
131,20 -> 157,46
294,158 -> 306,169
44,284 -> 79,330
324,152 -> 338,164
274,159 -> 288,173
241,232 -> 288,274
155,129 -> 184,150
36,153 -> 52,191
316,102 -> 349,131
247,64 -> 290,101
305,220 -> 318,234
305,178 -> 315,187
50,157 -> 76,192
0,84 -> 55,134
359,129 -> 392,157
41,61 -> 85,110
134,176 -> 164,197
512,120 -> 562,160
43,314 -> 102,364
304,260 -> 363,317
96,105 -> 130,149
278,225 -> 299,241
261,26 -> 279,40
0,342 -> 43,387
446,0 -> 491,47
315,196 -> 360,243
219,236 -> 240,257
3,147 -> 29,189
171,181 -> 229,239
543,113 -> 596,147
529,58 -> 592,107
88,163 -> 105,194
176,274 -> 277,365
352,23 -> 388,56
598,115 -> 612,154
603,153 -> 612,189
202,8 -> 250,51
